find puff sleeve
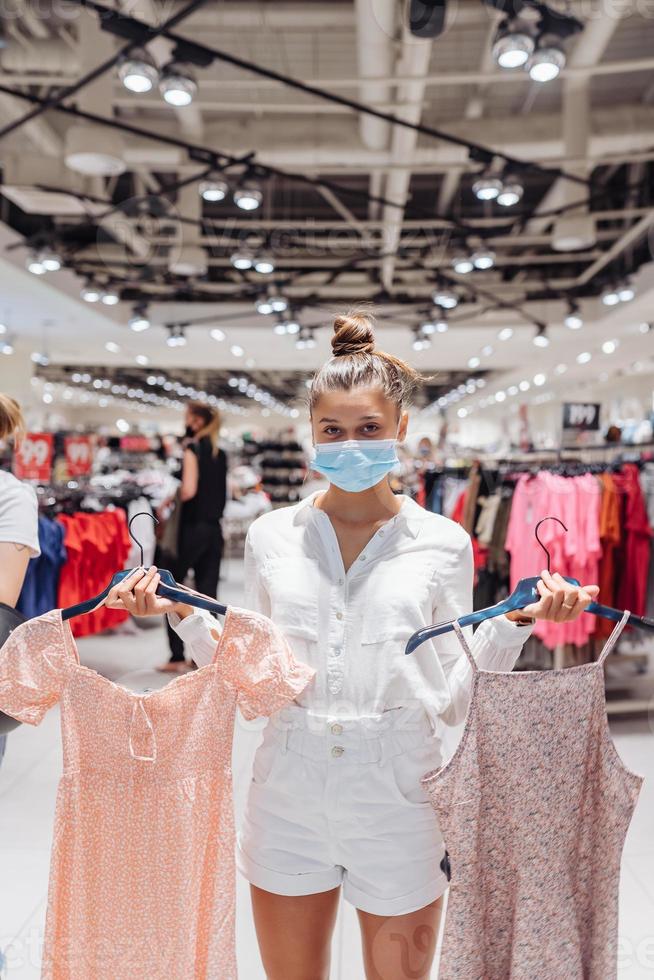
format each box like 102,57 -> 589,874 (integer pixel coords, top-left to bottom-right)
0,617 -> 68,725
224,610 -> 315,720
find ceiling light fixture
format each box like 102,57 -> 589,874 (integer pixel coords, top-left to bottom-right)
118,50 -> 159,93
100,285 -> 120,306
564,303 -> 583,329
498,327 -> 514,341
492,22 -> 535,70
230,249 -> 254,271
159,63 -> 197,107
27,253 -> 46,275
533,325 -> 550,347
432,287 -> 458,310
452,255 -> 474,275
81,282 -> 101,303
210,328 -> 225,342
199,179 -> 228,203
576,351 -> 592,364
39,249 -> 62,272
528,39 -> 566,82
129,308 -> 150,332
472,248 -> 496,270
496,179 -> 524,207
472,174 -> 503,202
253,255 -> 275,275
234,181 -> 263,211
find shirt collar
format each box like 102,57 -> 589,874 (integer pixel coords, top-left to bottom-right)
292,490 -> 425,539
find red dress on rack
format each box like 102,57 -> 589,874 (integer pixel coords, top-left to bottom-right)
56,511 -> 132,637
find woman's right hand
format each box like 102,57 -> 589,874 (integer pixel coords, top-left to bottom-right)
105,566 -> 193,619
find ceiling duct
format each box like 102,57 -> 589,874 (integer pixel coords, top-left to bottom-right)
354,0 -> 396,151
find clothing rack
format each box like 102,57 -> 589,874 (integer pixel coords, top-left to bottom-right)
423,450 -> 654,715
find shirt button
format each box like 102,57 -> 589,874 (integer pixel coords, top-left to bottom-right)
359,554 -> 366,561
330,723 -> 343,735
337,578 -> 344,586
333,647 -> 342,657
336,612 -> 343,620
379,530 -> 384,536
331,746 -> 345,757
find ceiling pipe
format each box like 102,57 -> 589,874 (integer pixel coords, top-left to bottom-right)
354,0 -> 397,151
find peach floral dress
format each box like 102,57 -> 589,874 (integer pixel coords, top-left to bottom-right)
0,606 -> 315,980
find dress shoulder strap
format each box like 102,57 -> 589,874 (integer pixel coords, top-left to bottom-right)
597,609 -> 631,665
451,620 -> 478,673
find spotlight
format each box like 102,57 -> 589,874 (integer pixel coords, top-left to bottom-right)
270,294 -> 288,314
295,327 -> 316,350
254,255 -> 275,275
40,249 -> 62,272
234,181 -> 263,211
129,308 -> 150,332
230,249 -> 254,271
81,282 -> 101,303
100,285 -> 120,306
210,328 -> 225,342
498,328 -> 514,341
284,320 -> 300,335
528,41 -> 566,83
468,356 -> 481,369
273,322 -> 288,335
496,179 -> 523,207
105,341 -> 120,353
576,351 -> 592,364
618,282 -> 635,303
166,326 -> 187,347
601,287 -> 620,307
564,303 -> 583,329
472,175 -> 502,202
492,25 -> 535,70
432,288 -> 458,309
533,326 -> 550,348
27,253 -> 46,275
452,255 -> 474,275
118,50 -> 159,93
159,63 -> 197,107
472,248 -> 495,270
199,179 -> 228,203
255,296 -> 274,316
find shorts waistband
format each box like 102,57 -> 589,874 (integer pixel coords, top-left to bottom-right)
265,705 -> 434,765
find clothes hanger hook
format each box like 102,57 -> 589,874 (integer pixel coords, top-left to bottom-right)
128,510 -> 159,568
534,516 -> 567,573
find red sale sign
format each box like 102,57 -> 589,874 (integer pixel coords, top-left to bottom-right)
12,432 -> 54,481
65,435 -> 93,476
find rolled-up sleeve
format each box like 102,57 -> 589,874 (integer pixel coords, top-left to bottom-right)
432,532 -> 534,726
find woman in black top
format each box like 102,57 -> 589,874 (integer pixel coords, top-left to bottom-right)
160,400 -> 227,672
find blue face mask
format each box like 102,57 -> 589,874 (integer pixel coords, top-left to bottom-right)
310,438 -> 399,493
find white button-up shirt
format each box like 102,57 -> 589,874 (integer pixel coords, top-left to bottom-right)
169,491 -> 534,733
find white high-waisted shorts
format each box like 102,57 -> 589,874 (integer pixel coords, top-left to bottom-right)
236,704 -> 449,916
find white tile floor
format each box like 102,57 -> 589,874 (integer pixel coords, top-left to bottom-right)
1,558 -> 653,978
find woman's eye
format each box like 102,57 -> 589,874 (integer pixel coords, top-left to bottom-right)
323,427 -> 340,436
361,425 -> 380,434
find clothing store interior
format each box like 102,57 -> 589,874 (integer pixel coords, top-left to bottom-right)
0,0 -> 654,977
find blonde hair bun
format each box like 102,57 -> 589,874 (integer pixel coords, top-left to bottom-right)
331,309 -> 376,358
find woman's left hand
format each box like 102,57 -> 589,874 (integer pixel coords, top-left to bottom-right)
507,569 -> 600,623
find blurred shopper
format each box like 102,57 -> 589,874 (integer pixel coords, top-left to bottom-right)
0,394 -> 41,977
160,401 -> 227,672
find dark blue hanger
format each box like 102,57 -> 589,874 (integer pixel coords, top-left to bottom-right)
61,511 -> 227,621
405,516 -> 654,655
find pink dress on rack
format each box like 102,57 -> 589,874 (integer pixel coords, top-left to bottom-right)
0,607 -> 315,980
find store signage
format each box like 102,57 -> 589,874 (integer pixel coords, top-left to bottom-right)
562,402 -> 601,431
65,435 -> 94,476
120,435 -> 151,452
12,432 -> 54,481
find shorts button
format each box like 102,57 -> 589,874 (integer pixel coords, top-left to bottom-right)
336,612 -> 343,621
331,745 -> 345,757
330,723 -> 343,735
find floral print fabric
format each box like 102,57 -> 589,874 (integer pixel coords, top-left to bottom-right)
422,613 -> 643,980
0,606 -> 315,979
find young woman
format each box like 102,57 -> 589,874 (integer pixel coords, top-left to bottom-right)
160,400 -> 227,672
110,311 -> 599,980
